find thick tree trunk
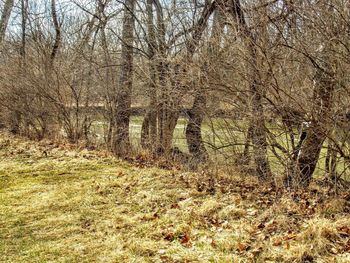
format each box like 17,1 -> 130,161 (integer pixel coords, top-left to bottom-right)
186,93 -> 208,161
156,60 -> 168,152
185,4 -> 224,160
141,0 -> 157,150
231,0 -> 271,179
250,78 -> 271,180
114,0 -> 135,157
185,1 -> 217,162
162,105 -> 180,154
295,65 -> 334,187
0,0 -> 14,45
150,1 -> 182,155
157,64 -> 181,154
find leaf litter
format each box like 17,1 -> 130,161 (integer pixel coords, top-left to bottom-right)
0,132 -> 349,262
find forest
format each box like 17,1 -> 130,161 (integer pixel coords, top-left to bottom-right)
0,0 -> 350,262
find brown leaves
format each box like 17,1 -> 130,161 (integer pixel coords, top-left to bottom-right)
272,238 -> 282,246
170,203 -> 180,209
210,238 -> 217,248
116,170 -> 124,177
236,242 -> 250,252
344,239 -> 350,252
336,226 -> 350,252
271,232 -> 297,247
337,225 -> 350,237
180,233 -> 191,246
256,222 -> 265,229
283,232 -> 297,241
163,231 -> 175,241
162,230 -> 192,247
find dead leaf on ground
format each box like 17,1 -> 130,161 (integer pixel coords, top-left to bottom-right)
180,233 -> 191,246
236,242 -> 249,252
273,239 -> 282,246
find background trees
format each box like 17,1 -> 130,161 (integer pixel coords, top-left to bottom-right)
0,0 -> 349,188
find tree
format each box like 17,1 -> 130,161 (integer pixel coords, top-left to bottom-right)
185,0 -> 216,162
0,0 -> 14,45
229,0 -> 271,180
141,0 -> 157,151
114,0 -> 136,156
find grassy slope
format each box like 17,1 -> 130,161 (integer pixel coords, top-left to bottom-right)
0,133 -> 349,263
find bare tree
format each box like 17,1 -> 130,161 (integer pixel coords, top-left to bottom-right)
141,0 -> 157,151
50,0 -> 61,64
185,0 -> 216,162
0,0 -> 14,45
0,0 -> 348,188
229,0 -> 271,180
114,0 -> 136,156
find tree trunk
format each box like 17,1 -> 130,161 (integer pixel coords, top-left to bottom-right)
98,0 -> 115,149
187,3 -> 226,163
186,93 -> 208,161
184,0 -> 216,162
141,0 -> 157,150
231,0 -> 271,180
241,121 -> 254,165
295,64 -> 334,187
20,0 -> 28,59
0,0 -> 14,45
50,0 -> 61,64
157,63 -> 181,154
153,0 -> 180,155
325,139 -> 338,180
250,78 -> 271,180
114,0 -> 135,157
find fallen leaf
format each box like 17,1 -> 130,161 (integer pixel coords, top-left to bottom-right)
180,233 -> 191,244
337,226 -> 350,236
210,238 -> 217,248
116,171 -> 124,177
256,222 -> 265,229
170,203 -> 180,209
273,239 -> 282,246
283,233 -> 297,241
285,242 -> 290,249
163,232 -> 175,241
237,242 -> 249,252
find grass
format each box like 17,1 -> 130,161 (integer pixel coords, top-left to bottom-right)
1,132 -> 350,262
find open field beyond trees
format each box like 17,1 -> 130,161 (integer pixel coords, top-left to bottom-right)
1,133 -> 350,262
91,117 -> 347,179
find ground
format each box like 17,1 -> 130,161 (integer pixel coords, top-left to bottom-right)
0,133 -> 349,262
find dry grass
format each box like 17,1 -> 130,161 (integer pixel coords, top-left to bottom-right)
0,132 -> 349,262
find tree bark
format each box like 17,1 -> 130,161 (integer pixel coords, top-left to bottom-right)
50,0 -> 61,64
141,0 -> 158,150
114,0 -> 135,157
0,0 -> 14,45
184,0 -> 216,162
20,0 -> 28,59
295,63 -> 334,187
186,93 -> 208,161
186,2 -> 225,163
230,0 -> 271,180
152,0 -> 181,154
